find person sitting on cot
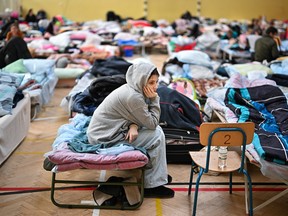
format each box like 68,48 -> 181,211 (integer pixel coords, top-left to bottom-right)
87,62 -> 174,198
0,23 -> 32,68
5,22 -> 24,41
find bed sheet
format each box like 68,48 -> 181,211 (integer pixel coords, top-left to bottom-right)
0,93 -> 31,165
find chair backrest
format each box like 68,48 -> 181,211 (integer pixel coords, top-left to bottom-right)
200,122 -> 255,147
199,122 -> 255,172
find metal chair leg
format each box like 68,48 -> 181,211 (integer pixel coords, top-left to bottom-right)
244,157 -> 249,214
188,161 -> 195,195
192,168 -> 204,216
243,169 -> 253,216
229,172 -> 233,194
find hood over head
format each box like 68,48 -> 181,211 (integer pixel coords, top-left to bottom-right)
126,62 -> 157,93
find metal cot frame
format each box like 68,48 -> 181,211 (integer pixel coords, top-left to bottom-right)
50,168 -> 145,210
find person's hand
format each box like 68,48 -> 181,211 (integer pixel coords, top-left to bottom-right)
143,86 -> 158,99
125,124 -> 138,143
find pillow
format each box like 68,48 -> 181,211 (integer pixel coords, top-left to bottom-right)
230,63 -> 273,76
0,84 -> 17,117
23,59 -> 56,75
70,33 -> 86,41
54,68 -> 85,79
175,50 -> 212,69
0,71 -> 25,87
3,59 -> 28,74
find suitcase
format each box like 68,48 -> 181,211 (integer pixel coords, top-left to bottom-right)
157,86 -> 204,164
162,127 -> 204,164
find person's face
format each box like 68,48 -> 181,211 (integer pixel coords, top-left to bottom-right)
146,74 -> 159,92
10,26 -> 19,35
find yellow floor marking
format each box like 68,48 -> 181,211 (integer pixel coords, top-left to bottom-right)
33,115 -> 68,121
156,198 -> 162,216
15,152 -> 45,155
24,137 -> 55,142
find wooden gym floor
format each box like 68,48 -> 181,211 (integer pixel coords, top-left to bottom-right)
0,54 -> 287,216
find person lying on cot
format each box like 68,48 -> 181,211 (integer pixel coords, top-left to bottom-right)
87,62 -> 174,198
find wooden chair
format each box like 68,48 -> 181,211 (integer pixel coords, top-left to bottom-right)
188,122 -> 255,216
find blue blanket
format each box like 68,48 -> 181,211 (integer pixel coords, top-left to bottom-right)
225,84 -> 288,165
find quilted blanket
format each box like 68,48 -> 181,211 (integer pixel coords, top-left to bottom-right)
45,143 -> 149,172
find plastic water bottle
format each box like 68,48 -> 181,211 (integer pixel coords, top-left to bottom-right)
218,146 -> 228,169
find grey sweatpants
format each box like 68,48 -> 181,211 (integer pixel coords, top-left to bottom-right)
130,125 -> 168,188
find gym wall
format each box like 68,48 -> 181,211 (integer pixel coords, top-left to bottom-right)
20,0 -> 287,22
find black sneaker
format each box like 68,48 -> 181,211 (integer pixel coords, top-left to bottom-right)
168,174 -> 172,184
102,196 -> 117,206
144,186 -> 175,198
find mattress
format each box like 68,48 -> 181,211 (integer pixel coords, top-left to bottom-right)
0,93 -> 31,165
27,73 -> 58,105
24,72 -> 58,118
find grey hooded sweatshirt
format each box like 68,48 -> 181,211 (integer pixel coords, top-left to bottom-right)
87,62 -> 160,145
87,62 -> 169,188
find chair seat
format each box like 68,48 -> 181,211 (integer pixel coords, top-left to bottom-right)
189,151 -> 241,173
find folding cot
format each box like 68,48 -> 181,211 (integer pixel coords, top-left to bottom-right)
22,58 -> 58,120
245,145 -> 288,213
1,58 -> 58,120
0,93 -> 31,165
44,113 -> 149,209
219,40 -> 251,62
45,146 -> 149,210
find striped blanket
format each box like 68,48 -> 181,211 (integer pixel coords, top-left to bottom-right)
225,84 -> 288,165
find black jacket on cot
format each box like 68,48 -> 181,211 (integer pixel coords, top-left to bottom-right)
157,85 -> 203,132
90,56 -> 132,77
71,74 -> 126,116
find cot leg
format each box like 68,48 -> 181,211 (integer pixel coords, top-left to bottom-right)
253,189 -> 288,211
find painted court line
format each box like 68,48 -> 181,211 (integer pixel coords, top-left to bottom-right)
81,170 -> 106,216
24,137 -> 55,142
14,152 -> 45,155
156,198 -> 162,216
1,187 -> 286,192
33,115 -> 68,121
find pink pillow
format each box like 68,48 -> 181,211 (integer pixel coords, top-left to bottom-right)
70,33 -> 86,40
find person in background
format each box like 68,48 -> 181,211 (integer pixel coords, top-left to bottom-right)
44,17 -> 60,38
87,62 -> 174,198
5,22 -> 24,41
0,23 -> 32,68
254,26 -> 280,62
0,11 -> 19,40
25,8 -> 37,23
